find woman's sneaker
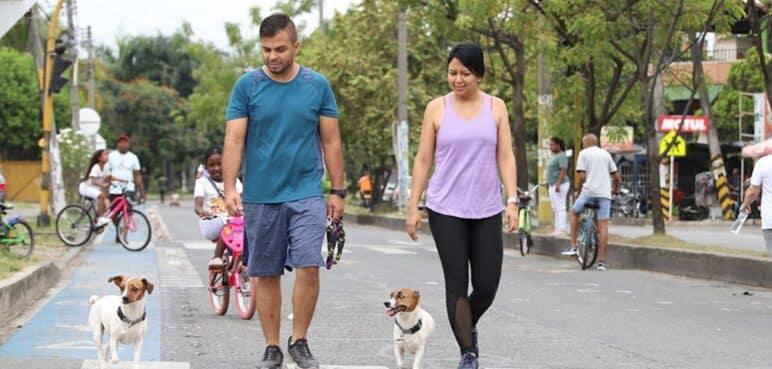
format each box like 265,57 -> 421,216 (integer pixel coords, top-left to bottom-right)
561,247 -> 577,256
257,345 -> 283,369
457,352 -> 479,369
287,337 -> 319,369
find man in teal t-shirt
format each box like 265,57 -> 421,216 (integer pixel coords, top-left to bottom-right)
221,13 -> 346,369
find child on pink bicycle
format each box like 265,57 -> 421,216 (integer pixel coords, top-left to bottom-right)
194,145 -> 243,269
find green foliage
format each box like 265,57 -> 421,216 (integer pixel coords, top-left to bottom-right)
0,47 -> 71,160
711,47 -> 767,139
57,129 -> 91,204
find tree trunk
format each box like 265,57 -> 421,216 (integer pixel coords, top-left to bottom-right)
690,33 -> 734,220
645,70 -> 667,234
512,43 -> 528,189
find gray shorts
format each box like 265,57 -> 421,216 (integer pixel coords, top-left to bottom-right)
245,197 -> 327,277
762,229 -> 772,256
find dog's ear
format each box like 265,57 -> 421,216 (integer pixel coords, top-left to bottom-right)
413,290 -> 420,298
142,278 -> 154,294
108,275 -> 125,289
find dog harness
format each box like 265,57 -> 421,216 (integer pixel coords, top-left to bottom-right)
395,318 -> 423,335
117,306 -> 147,327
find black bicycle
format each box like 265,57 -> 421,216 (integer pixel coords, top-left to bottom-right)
576,202 -> 599,270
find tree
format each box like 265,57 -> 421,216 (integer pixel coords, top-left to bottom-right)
712,47 -> 766,139
0,47 -> 71,160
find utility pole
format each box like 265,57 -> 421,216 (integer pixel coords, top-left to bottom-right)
318,0 -> 324,32
396,9 -> 409,212
67,0 -> 80,131
537,16 -> 553,226
87,25 -> 95,108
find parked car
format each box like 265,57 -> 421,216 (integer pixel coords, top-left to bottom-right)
0,168 -> 6,203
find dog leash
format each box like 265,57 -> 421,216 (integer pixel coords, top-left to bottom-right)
325,217 -> 345,270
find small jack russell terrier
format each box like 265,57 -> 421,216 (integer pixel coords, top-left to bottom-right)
384,288 -> 435,369
88,275 -> 154,369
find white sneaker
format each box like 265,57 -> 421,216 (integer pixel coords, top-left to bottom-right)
96,216 -> 111,227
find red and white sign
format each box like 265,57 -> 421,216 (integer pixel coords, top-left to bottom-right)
657,116 -> 709,133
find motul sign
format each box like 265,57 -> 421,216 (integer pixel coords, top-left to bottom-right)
657,116 -> 709,133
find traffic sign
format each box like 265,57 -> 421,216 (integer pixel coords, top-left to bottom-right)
659,131 -> 686,157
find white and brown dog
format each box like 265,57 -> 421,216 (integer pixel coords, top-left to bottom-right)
88,275 -> 153,369
384,288 -> 435,369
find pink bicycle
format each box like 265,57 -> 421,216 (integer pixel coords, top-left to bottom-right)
208,216 -> 256,319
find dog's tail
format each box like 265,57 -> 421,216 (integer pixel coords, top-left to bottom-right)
89,295 -> 99,305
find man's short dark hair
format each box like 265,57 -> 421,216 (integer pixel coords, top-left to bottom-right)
260,13 -> 298,42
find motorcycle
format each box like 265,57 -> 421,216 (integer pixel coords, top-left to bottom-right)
611,187 -> 642,218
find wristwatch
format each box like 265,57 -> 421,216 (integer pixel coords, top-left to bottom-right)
329,188 -> 348,198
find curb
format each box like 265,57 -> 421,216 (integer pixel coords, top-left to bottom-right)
346,213 -> 772,288
0,237 -> 91,328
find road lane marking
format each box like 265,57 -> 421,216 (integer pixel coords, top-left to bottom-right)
157,247 -> 204,288
81,360 -> 190,369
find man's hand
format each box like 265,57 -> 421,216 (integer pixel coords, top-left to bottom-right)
405,206 -> 422,241
504,203 -> 519,232
225,190 -> 243,216
328,194 -> 345,220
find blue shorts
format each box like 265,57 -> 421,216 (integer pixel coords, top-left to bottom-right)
571,194 -> 611,220
244,197 -> 327,277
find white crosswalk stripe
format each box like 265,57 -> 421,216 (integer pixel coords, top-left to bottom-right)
81,360 -> 190,368
156,247 -> 204,288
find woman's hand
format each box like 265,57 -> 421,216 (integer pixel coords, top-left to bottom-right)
406,206 -> 423,241
504,203 -> 519,233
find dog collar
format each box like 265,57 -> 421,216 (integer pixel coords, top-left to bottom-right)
394,318 -> 422,335
117,306 -> 147,327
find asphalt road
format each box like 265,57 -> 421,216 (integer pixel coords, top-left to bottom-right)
1,200 -> 770,369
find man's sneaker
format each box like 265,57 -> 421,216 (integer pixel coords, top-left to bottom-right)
457,352 -> 479,369
561,247 -> 577,256
95,216 -> 111,227
596,261 -> 607,271
471,326 -> 479,356
257,345 -> 283,369
287,337 -> 319,369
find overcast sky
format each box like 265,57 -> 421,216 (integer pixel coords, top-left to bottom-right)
71,0 -> 357,51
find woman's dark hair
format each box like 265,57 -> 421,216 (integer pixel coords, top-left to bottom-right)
447,42 -> 485,78
202,145 -> 223,166
82,149 -> 105,182
550,137 -> 565,151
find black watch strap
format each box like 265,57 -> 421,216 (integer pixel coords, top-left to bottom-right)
330,188 -> 347,198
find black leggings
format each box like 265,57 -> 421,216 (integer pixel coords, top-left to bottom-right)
427,209 -> 503,355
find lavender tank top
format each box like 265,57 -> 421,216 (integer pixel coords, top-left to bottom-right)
426,93 -> 503,218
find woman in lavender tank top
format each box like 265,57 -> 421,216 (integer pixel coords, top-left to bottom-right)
405,42 -> 518,369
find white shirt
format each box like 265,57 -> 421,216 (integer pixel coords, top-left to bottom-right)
576,146 -> 618,199
81,163 -> 109,191
750,155 -> 772,229
194,176 -> 243,215
107,151 -> 141,194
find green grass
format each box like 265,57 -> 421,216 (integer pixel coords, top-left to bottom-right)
0,222 -> 67,280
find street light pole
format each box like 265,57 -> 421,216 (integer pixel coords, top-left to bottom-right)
396,9 -> 409,213
38,0 -> 67,226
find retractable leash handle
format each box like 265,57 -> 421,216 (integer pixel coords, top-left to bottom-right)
325,217 -> 345,269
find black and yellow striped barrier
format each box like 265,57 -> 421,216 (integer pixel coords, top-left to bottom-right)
660,156 -> 670,222
712,155 -> 735,220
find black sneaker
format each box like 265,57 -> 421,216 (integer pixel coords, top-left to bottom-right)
287,337 -> 319,369
257,345 -> 283,369
457,352 -> 479,369
471,326 -> 479,356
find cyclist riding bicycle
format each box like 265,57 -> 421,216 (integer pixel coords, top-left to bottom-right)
107,135 -> 146,242
79,149 -> 112,227
562,133 -> 621,271
194,146 -> 243,269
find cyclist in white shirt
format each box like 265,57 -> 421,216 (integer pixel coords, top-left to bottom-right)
107,134 -> 146,202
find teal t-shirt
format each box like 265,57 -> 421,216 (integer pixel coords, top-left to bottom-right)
546,152 -> 569,185
225,66 -> 338,204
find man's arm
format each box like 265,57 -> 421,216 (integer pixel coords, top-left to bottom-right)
223,118 -> 247,215
575,171 -> 586,195
740,184 -> 761,213
319,115 -> 345,219
133,169 -> 145,199
611,171 -> 621,194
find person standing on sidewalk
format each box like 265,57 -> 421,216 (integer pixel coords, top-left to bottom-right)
739,154 -> 772,256
406,42 -> 518,369
221,13 -> 344,369
562,133 -> 620,270
546,137 -> 569,236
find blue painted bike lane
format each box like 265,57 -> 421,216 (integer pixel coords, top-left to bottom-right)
0,227 -> 161,360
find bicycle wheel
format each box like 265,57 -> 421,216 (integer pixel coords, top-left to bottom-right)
519,232 -> 529,256
55,205 -> 93,247
6,220 -> 34,258
116,210 -> 151,252
234,264 -> 255,320
577,218 -> 598,270
208,268 -> 229,315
